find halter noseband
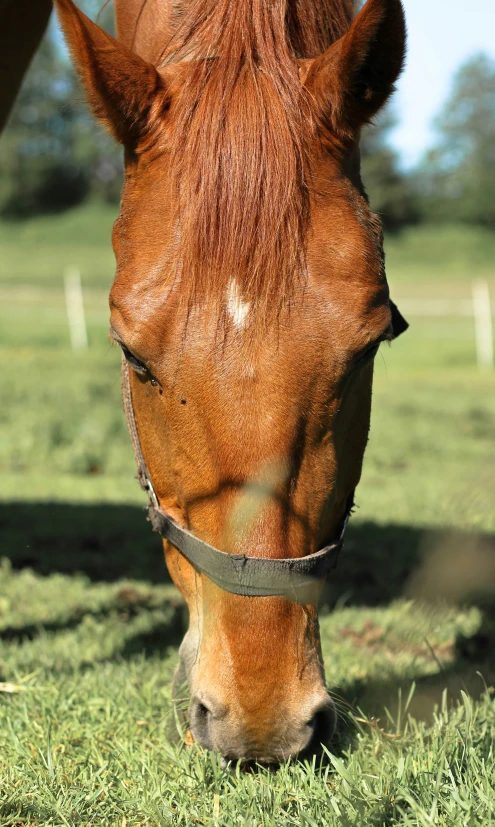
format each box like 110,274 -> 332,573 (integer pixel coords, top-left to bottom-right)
122,358 -> 352,604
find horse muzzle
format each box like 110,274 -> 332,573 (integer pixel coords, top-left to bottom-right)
188,691 -> 336,763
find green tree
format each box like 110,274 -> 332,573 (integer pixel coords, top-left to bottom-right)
0,28 -> 86,216
360,108 -> 418,232
0,8 -> 121,218
419,53 -> 495,227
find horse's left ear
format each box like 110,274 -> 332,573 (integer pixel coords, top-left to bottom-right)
54,0 -> 168,146
305,0 -> 406,143
390,299 -> 409,338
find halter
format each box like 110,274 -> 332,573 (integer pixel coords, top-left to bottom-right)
122,357 -> 353,604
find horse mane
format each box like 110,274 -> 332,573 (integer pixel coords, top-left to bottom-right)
162,0 -> 354,317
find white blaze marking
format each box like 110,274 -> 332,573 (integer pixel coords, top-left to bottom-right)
226,279 -> 250,329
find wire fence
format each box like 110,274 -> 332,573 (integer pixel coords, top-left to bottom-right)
398,280 -> 493,369
1,272 -> 493,370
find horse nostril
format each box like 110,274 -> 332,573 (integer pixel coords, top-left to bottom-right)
304,700 -> 336,754
197,702 -> 209,719
189,697 -> 214,750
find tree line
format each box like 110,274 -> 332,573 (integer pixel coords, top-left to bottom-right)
361,52 -> 495,231
0,9 -> 494,233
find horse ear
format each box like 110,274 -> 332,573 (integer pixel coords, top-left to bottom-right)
305,0 -> 406,143
389,299 -> 409,338
54,0 -> 167,146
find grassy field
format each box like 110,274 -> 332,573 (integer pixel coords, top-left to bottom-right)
1,204 -> 495,825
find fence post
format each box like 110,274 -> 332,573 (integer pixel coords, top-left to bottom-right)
64,266 -> 88,352
472,280 -> 493,370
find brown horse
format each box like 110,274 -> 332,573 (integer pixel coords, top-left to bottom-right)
7,0 -> 407,763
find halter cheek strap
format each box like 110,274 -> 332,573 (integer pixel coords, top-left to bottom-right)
122,357 -> 352,604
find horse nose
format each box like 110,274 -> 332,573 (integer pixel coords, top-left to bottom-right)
189,693 -> 336,762
302,696 -> 337,756
188,695 -> 226,752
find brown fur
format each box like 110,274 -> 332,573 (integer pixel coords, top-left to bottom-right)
307,0 -> 406,144
9,0 -> 407,762
161,0 -> 355,315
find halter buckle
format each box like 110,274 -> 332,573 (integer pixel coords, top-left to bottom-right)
144,475 -> 160,510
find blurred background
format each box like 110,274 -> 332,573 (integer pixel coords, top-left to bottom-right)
0,0 -> 494,712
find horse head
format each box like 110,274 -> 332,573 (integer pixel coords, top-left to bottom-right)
55,0 -> 406,763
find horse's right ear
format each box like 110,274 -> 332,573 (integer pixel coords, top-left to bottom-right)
305,0 -> 406,144
54,0 -> 167,146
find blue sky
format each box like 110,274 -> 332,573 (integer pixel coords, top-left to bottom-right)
392,0 -> 495,167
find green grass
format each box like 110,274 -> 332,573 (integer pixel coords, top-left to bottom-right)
0,202 -> 116,289
385,223 -> 495,288
1,205 -> 495,824
2,563 -> 495,825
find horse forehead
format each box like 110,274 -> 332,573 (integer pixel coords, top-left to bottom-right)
226,279 -> 251,330
173,305 -> 335,397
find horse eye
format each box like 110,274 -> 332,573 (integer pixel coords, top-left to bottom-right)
120,344 -> 149,376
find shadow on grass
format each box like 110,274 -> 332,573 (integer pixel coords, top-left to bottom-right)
336,662 -> 492,733
0,501 -> 170,583
3,501 -> 495,607
333,608 -> 495,735
3,500 -> 495,729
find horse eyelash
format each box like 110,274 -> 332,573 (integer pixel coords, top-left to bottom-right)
121,345 -> 152,378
